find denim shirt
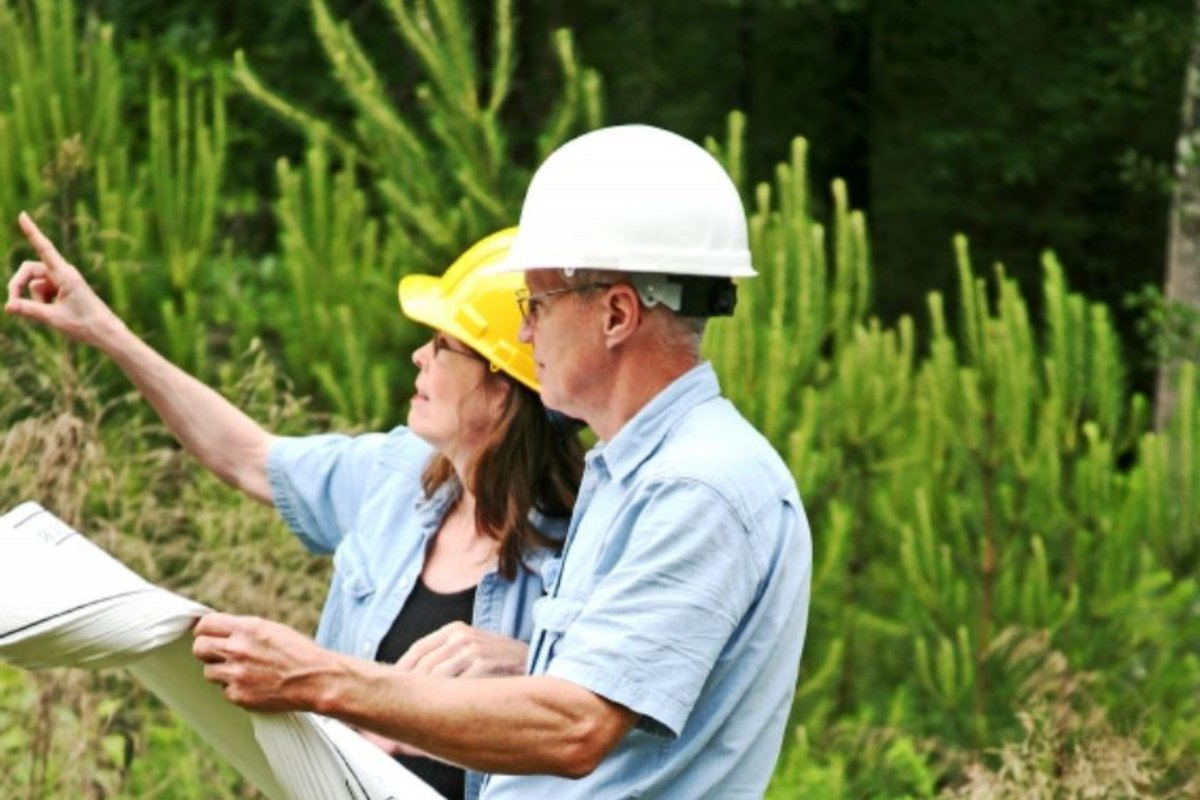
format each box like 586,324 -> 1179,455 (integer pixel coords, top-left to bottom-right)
267,427 -> 565,800
482,363 -> 812,799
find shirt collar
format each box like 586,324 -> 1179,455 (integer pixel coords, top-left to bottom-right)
414,477 -> 462,542
594,362 -> 721,483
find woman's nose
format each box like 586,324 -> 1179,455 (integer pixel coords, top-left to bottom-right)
413,339 -> 433,368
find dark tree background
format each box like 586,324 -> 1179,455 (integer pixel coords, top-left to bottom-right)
90,0 -> 1194,391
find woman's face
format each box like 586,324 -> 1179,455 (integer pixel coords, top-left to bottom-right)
408,331 -> 509,464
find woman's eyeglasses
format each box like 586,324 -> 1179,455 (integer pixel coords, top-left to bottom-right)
431,332 -> 487,363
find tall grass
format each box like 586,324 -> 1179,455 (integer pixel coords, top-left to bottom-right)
0,331 -> 325,798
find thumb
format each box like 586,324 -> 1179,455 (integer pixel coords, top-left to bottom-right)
4,297 -> 60,326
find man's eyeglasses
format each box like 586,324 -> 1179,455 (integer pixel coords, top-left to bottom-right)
515,282 -> 613,324
431,331 -> 487,363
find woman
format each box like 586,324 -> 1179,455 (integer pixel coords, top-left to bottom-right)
5,213 -> 582,800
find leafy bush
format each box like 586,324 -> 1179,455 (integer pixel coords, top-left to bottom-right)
706,112 -> 1199,797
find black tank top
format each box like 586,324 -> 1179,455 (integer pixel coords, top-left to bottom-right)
375,579 -> 477,800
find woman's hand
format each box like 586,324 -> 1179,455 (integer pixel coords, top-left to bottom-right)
353,623 -> 531,758
6,212 -> 123,349
396,621 -> 530,678
6,211 -> 276,503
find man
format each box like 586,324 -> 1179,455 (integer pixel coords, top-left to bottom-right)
194,124 -> 812,797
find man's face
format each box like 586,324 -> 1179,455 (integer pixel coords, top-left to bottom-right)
518,270 -> 606,418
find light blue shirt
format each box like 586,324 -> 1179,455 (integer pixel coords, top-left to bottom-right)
482,363 -> 812,799
268,426 -> 565,800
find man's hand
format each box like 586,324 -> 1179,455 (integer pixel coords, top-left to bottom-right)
6,212 -> 121,348
354,727 -> 431,758
397,621 -> 529,678
192,612 -> 343,713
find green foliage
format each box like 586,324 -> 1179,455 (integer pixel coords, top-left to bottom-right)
1,1 -> 1198,796
225,0 -> 605,424
0,331 -> 324,799
0,663 -> 251,799
0,0 -> 232,390
532,1 -> 1190,394
3,0 -> 605,426
707,113 -> 1199,796
72,67 -> 228,382
1127,284 -> 1200,369
0,0 -> 120,246
267,144 -> 399,426
767,723 -> 942,800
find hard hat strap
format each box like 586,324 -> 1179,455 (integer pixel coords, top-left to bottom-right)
629,274 -> 738,318
630,274 -> 683,312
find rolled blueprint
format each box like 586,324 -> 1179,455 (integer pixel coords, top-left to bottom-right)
0,501 -> 442,800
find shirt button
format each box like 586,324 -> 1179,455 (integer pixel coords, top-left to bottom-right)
361,642 -> 372,655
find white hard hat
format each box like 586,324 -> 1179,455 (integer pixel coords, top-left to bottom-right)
502,125 -> 756,279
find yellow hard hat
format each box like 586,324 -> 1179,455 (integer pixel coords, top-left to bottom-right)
398,227 -> 538,391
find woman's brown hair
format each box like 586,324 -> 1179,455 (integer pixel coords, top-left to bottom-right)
421,372 -> 583,580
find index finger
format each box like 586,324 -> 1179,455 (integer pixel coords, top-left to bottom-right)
18,212 -> 67,273
193,611 -> 243,638
395,625 -> 451,670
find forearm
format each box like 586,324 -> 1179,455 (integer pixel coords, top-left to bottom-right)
98,317 -> 275,503
315,658 -> 632,778
194,614 -> 635,776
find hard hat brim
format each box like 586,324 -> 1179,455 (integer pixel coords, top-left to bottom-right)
397,229 -> 540,393
482,255 -> 757,278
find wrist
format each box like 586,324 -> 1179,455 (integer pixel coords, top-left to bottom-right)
93,314 -> 133,355
310,651 -> 366,718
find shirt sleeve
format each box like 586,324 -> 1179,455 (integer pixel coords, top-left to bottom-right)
542,477 -> 765,738
266,432 -> 389,555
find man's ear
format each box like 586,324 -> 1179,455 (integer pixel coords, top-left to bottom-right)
602,284 -> 642,348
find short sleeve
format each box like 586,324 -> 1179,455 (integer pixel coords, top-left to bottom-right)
543,478 -> 763,737
267,432 -> 389,554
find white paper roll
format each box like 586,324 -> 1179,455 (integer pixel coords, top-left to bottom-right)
0,502 -> 442,800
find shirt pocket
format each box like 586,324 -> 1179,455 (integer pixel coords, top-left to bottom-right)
332,536 -> 377,603
530,594 -> 585,667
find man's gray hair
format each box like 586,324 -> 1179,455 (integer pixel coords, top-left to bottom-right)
560,268 -> 707,357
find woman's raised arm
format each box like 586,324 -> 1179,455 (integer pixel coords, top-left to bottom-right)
5,212 -> 276,504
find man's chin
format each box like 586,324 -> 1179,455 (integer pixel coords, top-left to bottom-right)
538,386 -> 564,413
